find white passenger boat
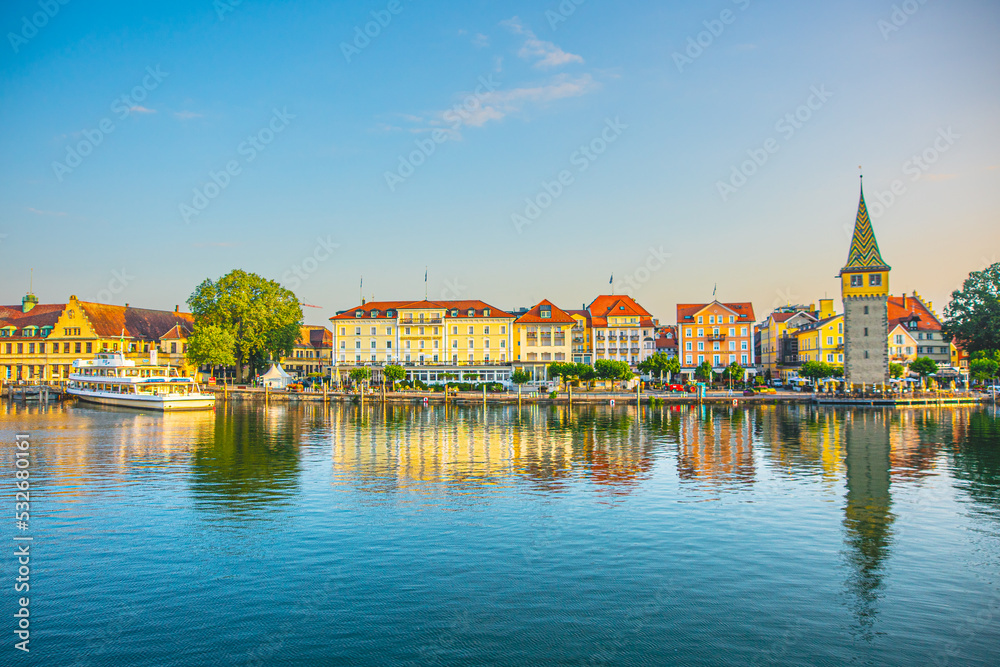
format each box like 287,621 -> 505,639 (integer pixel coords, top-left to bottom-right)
67,352 -> 215,411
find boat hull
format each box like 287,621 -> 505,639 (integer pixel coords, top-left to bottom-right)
68,389 -> 215,412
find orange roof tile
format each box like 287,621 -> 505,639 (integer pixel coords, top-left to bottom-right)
514,299 -> 576,324
676,301 -> 756,324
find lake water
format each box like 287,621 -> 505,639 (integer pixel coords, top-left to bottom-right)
2,401 -> 999,666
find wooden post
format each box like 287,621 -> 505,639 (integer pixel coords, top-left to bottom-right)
265,383 -> 270,404
323,381 -> 328,404
517,384 -> 521,408
637,381 -> 641,408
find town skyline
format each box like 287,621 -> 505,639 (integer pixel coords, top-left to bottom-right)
2,0 -> 998,327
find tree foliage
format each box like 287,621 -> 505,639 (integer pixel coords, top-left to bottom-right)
511,369 -> 531,385
186,323 -> 237,368
348,367 -> 370,384
595,359 -> 633,382
383,364 -> 405,389
943,262 -> 1000,354
969,358 -> 999,382
800,360 -> 833,381
721,362 -> 745,382
889,362 -> 906,379
909,356 -> 938,377
637,353 -> 680,380
694,361 -> 713,381
187,270 -> 302,382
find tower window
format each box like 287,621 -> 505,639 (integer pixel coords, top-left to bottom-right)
850,275 -> 862,287
864,306 -> 869,315
869,274 -> 882,286
864,327 -> 869,337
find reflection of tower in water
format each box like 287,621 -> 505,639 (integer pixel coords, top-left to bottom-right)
842,410 -> 894,639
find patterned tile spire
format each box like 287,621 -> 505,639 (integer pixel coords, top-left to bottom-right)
842,177 -> 889,273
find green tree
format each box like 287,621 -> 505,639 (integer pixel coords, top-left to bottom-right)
574,363 -> 596,388
383,364 -> 405,390
348,367 -> 370,386
889,362 -> 906,379
800,360 -> 832,382
638,353 -> 680,383
547,362 -> 569,383
694,361 -> 713,382
186,323 -> 236,378
722,362 -> 745,382
943,263 -> 1000,354
187,270 -> 302,382
969,358 -> 999,383
910,356 -> 938,378
595,359 -> 634,388
511,369 -> 531,386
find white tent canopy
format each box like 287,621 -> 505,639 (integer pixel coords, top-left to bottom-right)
259,363 -> 293,389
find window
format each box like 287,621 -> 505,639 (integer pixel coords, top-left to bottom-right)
500,326 -> 506,334
484,340 -> 490,349
697,342 -> 704,351
741,341 -> 748,350
895,335 -> 903,345
864,327 -> 868,337
468,339 -> 474,349
355,341 -> 361,349
452,340 -> 457,349
468,326 -> 474,335
697,316 -> 703,324
828,337 -> 834,345
371,341 -> 376,349
500,340 -> 505,348
851,275 -> 863,287
741,354 -> 748,364
484,326 -> 490,335
340,327 -> 345,335
370,327 -> 376,335
340,341 -> 346,349
869,274 -> 882,286
730,316 -> 735,324
354,327 -> 361,335
697,328 -> 704,337
698,355 -> 704,364
685,342 -> 692,351
709,316 -> 715,324
170,343 -> 177,353
864,350 -> 869,359
405,327 -> 411,335
85,342 -> 92,353
729,328 -> 735,337
686,328 -> 693,337
686,355 -> 693,364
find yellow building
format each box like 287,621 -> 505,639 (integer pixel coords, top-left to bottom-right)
281,325 -> 333,378
757,299 -> 838,379
1,293 -> 198,385
888,324 -> 917,366
513,299 -> 576,383
329,299 -> 515,386
794,312 -> 844,367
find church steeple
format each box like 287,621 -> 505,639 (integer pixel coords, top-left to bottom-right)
842,178 -> 890,274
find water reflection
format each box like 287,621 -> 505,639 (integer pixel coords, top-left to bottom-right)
841,411 -> 895,640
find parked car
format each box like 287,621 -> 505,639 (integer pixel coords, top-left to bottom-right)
668,384 -> 686,392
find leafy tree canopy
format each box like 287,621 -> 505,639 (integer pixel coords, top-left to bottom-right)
595,359 -> 633,381
188,270 -> 302,382
800,360 -> 833,381
943,263 -> 1000,354
511,370 -> 531,385
349,367 -> 370,383
909,356 -> 938,377
186,323 -> 236,368
969,358 -> 999,382
694,361 -> 713,381
889,362 -> 906,379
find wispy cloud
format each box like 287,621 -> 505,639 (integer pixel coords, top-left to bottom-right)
501,16 -> 584,69
472,33 -> 490,48
26,207 -> 67,216
174,110 -> 203,120
130,105 -> 156,114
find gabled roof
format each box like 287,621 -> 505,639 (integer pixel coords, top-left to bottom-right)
514,299 -> 576,324
160,324 -> 190,340
78,302 -> 195,340
676,301 -> 756,324
888,294 -> 942,331
841,181 -> 890,273
330,301 -> 412,320
297,325 -> 333,348
587,295 -> 654,327
0,303 -> 64,338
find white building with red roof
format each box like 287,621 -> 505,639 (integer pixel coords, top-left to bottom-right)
586,295 -> 657,366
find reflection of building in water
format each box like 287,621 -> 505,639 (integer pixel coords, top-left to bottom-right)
886,409 -> 950,482
676,406 -> 755,485
842,410 -> 894,639
329,404 -> 657,494
754,406 -> 845,482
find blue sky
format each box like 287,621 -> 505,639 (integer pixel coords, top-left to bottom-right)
1,0 -> 998,325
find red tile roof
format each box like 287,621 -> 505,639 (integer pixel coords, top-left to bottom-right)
676,301 -> 756,324
587,295 -> 654,327
330,299 -> 513,320
0,303 -> 64,338
514,299 -> 576,324
77,301 -> 194,340
298,325 -> 333,348
888,294 -> 941,331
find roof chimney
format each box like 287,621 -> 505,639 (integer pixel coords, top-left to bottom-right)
174,305 -> 179,312
902,294 -> 906,309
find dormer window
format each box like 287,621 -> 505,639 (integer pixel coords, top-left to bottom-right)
484,308 -> 490,317
371,310 -> 379,318
467,309 -> 474,317
451,309 -> 458,317
386,310 -> 394,318
540,305 -> 551,319
355,310 -> 363,317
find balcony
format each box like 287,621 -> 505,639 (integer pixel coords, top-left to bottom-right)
573,336 -> 585,343
707,334 -> 727,342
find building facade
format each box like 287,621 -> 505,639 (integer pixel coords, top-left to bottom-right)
1,293 -> 197,384
587,295 -> 656,366
840,182 -> 891,387
282,326 -> 333,378
513,300 -> 576,382
677,301 -> 756,377
888,292 -> 951,368
329,299 -> 515,386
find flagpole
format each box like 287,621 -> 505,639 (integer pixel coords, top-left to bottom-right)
424,267 -> 428,300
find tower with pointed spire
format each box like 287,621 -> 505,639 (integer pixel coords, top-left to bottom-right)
839,177 -> 890,387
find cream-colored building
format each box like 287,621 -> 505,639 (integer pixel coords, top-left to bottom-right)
329,299 -> 515,386
513,299 -> 576,382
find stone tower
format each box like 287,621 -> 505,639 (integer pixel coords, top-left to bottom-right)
840,178 -> 890,388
